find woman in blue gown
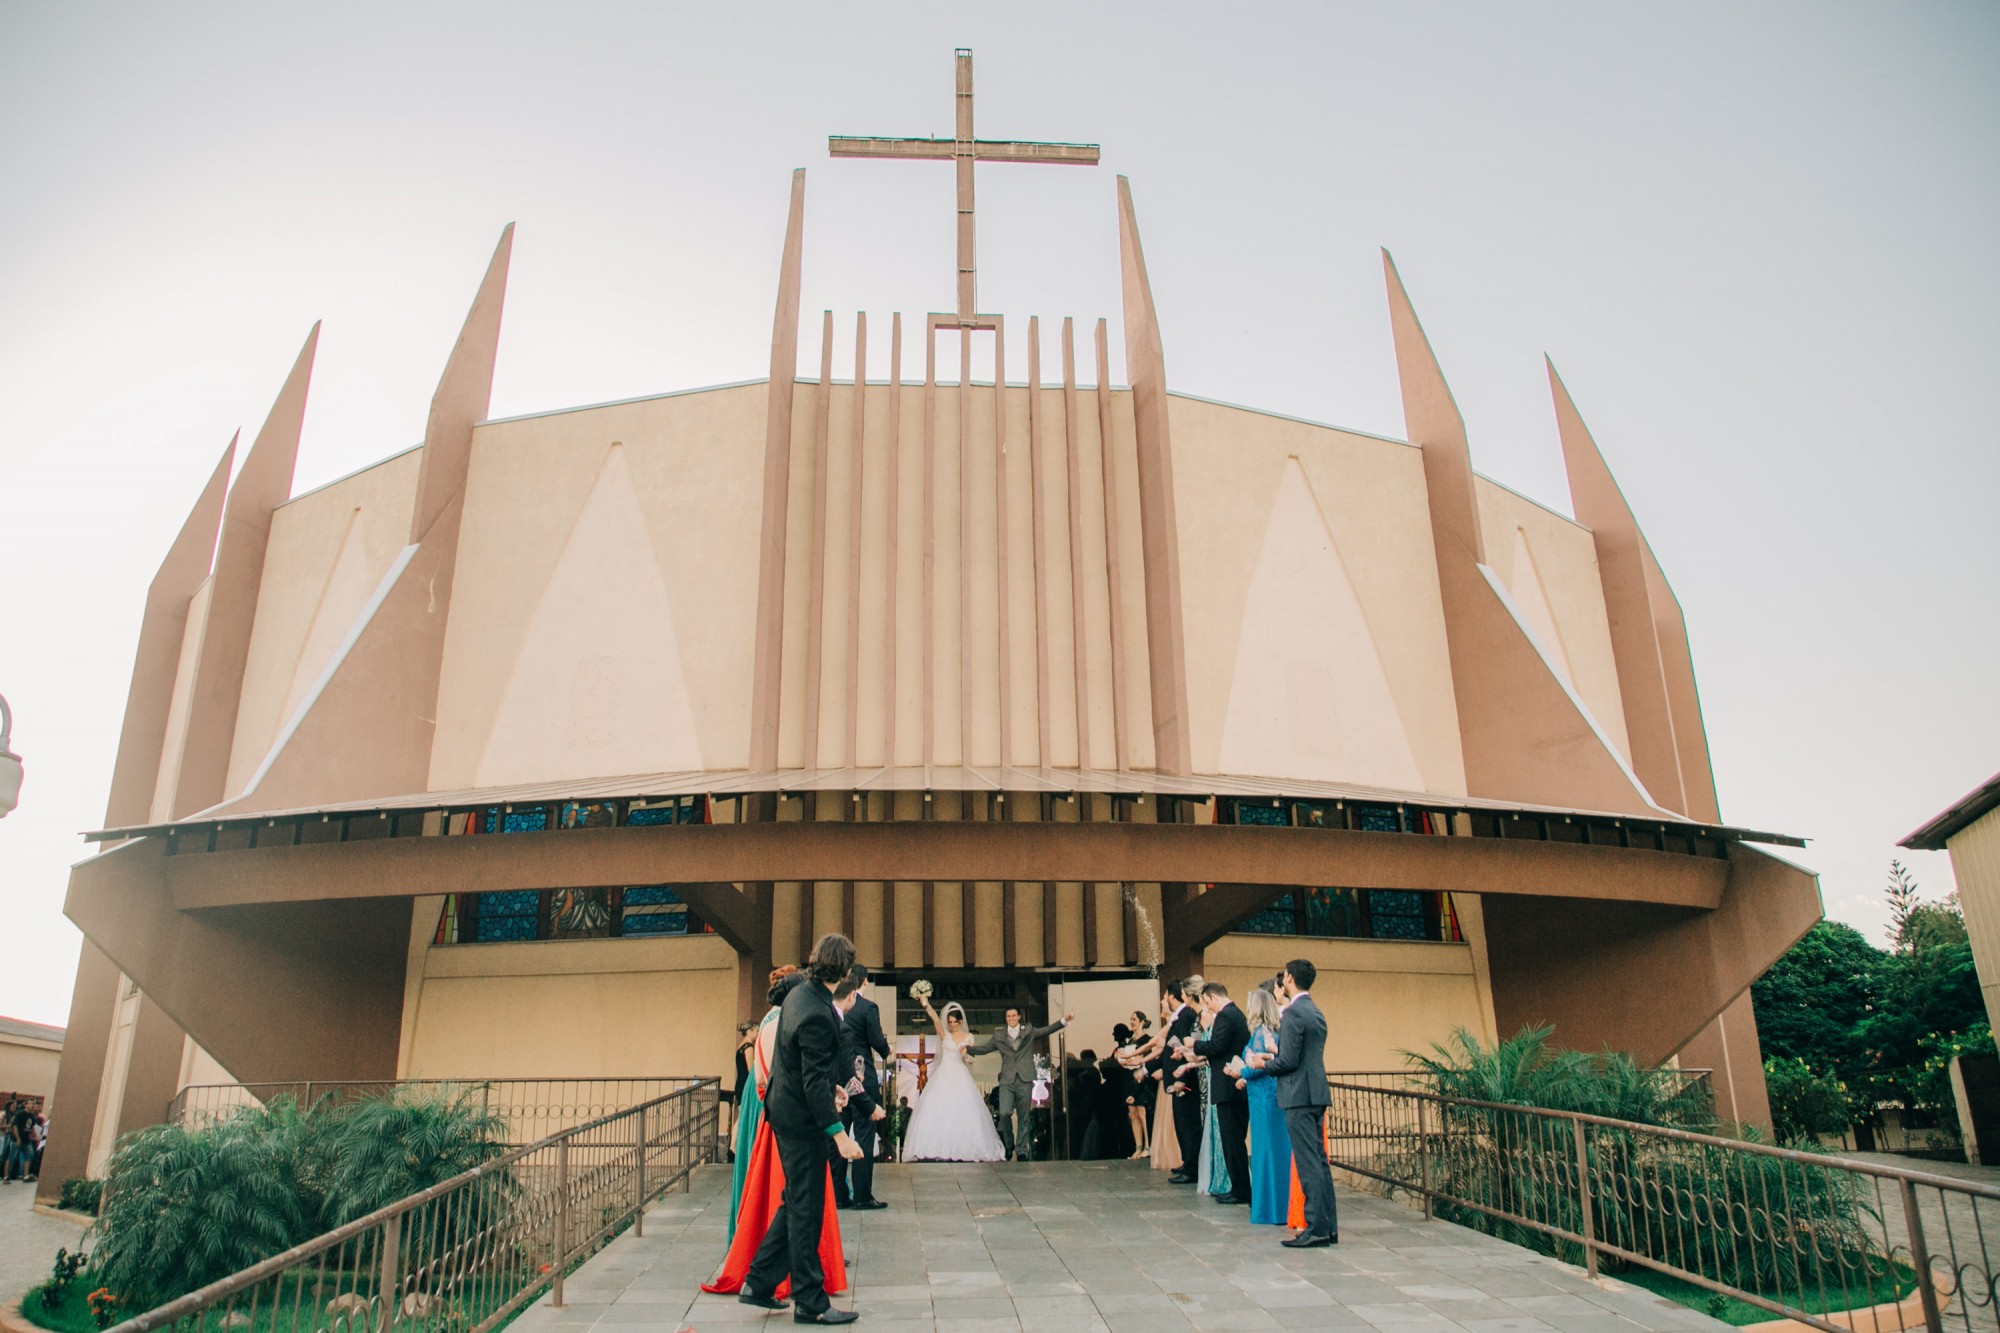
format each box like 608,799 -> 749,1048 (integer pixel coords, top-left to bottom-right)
1236,985 -> 1293,1225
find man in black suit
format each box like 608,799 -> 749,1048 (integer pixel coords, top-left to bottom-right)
832,963 -> 889,1211
1192,981 -> 1252,1206
1249,957 -> 1338,1247
1160,978 -> 1204,1183
741,934 -> 866,1325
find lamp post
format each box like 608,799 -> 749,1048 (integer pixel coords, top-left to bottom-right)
0,694 -> 21,817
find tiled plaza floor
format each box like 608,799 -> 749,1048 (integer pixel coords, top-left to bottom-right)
508,1160 -> 1730,1333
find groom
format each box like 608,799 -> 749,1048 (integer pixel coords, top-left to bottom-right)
969,1004 -> 1072,1161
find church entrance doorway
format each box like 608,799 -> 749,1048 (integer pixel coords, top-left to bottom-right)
871,970 -> 1163,1162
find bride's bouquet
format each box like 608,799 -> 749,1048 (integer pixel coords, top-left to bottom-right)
909,979 -> 934,1001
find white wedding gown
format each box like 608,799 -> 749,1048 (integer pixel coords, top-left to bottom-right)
901,1021 -> 1008,1163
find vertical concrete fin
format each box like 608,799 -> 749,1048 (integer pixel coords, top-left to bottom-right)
1115,175 -> 1191,775
750,169 -> 807,770
174,325 -> 319,816
103,435 -> 235,828
409,225 -> 515,544
1383,251 -> 1483,566
1547,358 -> 1692,816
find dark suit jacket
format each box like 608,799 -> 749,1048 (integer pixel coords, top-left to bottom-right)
764,977 -> 844,1142
838,993 -> 890,1111
1162,1003 -> 1200,1093
1263,993 -> 1330,1110
1192,1002 -> 1251,1104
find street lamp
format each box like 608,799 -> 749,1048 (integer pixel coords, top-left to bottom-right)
0,694 -> 21,817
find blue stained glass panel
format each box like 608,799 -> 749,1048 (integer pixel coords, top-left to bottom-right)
1356,806 -> 1402,833
1237,899 -> 1299,935
482,807 -> 549,834
475,914 -> 539,942
623,886 -> 683,906
477,890 -> 540,915
1367,890 -> 1428,939
623,909 -> 689,936
1235,802 -> 1290,827
626,803 -> 691,827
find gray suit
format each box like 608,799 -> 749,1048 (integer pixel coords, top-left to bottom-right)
970,1021 -> 1065,1160
1264,993 -> 1337,1237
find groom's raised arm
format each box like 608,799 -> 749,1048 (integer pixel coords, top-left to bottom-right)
1031,1017 -> 1067,1041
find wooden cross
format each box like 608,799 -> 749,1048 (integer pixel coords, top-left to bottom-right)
831,48 -> 1100,324
903,1035 -> 938,1093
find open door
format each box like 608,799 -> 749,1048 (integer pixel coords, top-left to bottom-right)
1048,977 -> 1166,1161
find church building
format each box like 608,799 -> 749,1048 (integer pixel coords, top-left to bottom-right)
42,51 -> 1819,1196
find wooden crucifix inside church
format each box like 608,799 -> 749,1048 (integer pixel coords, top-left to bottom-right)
830,48 -> 1100,324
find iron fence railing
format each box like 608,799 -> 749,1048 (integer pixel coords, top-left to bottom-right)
1325,1078 -> 1995,1333
111,1078 -> 723,1333
166,1078 -> 705,1147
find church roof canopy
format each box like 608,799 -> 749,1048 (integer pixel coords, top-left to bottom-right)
85,764 -> 1803,848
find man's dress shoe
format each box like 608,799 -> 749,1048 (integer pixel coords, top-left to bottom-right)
1281,1231 -> 1337,1248
739,1291 -> 789,1310
793,1309 -> 860,1325
851,1198 -> 887,1210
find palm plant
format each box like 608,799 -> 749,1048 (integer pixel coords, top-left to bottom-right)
89,1099 -> 314,1307
323,1088 -> 509,1223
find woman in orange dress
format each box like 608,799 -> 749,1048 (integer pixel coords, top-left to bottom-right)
702,971 -> 847,1298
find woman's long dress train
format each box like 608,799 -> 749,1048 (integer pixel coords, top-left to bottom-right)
700,1119 -> 847,1298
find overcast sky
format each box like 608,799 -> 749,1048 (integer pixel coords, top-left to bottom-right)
1,3 -> 1994,1028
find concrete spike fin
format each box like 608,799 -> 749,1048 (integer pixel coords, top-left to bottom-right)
748,169 -> 808,770
1116,174 -> 1192,775
1546,357 -> 1693,817
409,224 -> 515,543
101,435 -> 237,828
1383,251 -> 1482,566
173,326 -> 319,817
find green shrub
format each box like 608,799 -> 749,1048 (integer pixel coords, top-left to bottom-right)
83,1088 -> 508,1311
1400,1029 -> 1880,1310
56,1177 -> 102,1214
322,1088 -> 508,1223
1764,1056 -> 1856,1142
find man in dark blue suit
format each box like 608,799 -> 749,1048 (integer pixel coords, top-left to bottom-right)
741,934 -> 866,1324
1249,957 -> 1338,1247
832,963 -> 890,1210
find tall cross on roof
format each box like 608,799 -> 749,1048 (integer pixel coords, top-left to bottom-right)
831,49 -> 1100,324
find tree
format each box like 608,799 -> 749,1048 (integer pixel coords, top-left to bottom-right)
1751,920 -> 1882,1088
1856,862 -> 1984,1112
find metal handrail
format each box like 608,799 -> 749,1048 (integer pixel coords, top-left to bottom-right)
106,1076 -> 723,1333
1325,1077 -> 1994,1333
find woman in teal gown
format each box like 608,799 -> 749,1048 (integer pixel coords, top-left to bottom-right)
725,965 -> 798,1241
1187,1006 -> 1233,1199
1237,986 -> 1292,1225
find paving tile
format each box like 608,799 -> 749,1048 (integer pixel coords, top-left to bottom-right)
515,1160 -> 1729,1333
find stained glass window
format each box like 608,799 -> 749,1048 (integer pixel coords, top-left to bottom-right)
1236,900 -> 1300,935
622,885 -> 691,936
550,887 -> 616,938
435,885 -> 709,945
482,806 -> 549,835
1235,801 -> 1289,827
1356,805 -> 1402,833
627,799 -> 701,827
560,802 -> 618,830
471,890 -> 540,941
1301,887 -> 1361,937
1365,890 -> 1429,939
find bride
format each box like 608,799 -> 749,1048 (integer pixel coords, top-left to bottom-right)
902,995 -> 1009,1162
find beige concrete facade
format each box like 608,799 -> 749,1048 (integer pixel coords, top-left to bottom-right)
0,1018 -> 63,1108
1906,779 -> 2000,1041
49,125 -> 1820,1195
